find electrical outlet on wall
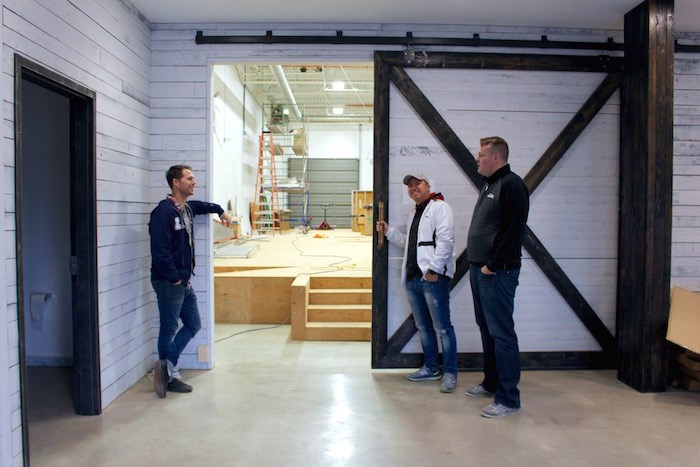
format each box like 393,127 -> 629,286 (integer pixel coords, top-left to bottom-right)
197,345 -> 209,362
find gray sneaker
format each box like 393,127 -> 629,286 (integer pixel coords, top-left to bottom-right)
464,384 -> 495,398
440,373 -> 457,393
406,367 -> 441,381
480,402 -> 520,418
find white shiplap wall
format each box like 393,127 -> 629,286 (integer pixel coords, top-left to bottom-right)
1,6 -> 10,466
150,29 -> 212,371
674,51 -> 700,292
1,0 -> 150,464
0,0 -> 11,449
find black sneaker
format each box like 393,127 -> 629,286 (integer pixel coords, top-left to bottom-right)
167,378 -> 193,393
154,360 -> 168,398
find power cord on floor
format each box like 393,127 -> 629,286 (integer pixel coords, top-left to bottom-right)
290,236 -> 354,269
215,313 -> 290,342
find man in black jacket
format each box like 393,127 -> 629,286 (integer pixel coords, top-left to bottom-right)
149,165 -> 230,398
465,137 -> 529,418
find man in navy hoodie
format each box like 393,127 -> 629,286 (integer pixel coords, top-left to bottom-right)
149,164 -> 230,398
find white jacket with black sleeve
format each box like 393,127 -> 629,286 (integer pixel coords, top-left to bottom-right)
385,198 -> 456,288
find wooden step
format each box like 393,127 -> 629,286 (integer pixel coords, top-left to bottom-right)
307,304 -> 371,322
291,275 -> 372,342
304,322 -> 371,341
309,288 -> 372,305
310,276 -> 372,289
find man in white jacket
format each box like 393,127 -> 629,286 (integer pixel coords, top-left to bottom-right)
377,173 -> 458,393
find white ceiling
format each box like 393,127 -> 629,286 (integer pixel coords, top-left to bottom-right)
131,0 -> 700,33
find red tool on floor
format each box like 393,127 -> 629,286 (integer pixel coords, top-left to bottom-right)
316,204 -> 333,230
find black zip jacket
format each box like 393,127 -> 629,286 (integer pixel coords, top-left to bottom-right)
467,164 -> 529,271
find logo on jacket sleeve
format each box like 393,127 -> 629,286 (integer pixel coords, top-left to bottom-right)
487,193 -> 495,199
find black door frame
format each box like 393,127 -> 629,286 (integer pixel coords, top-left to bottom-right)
14,54 -> 101,459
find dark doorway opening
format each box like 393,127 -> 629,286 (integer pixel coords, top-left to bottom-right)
14,55 -> 101,461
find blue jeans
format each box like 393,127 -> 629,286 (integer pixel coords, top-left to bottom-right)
470,265 -> 521,408
152,280 -> 201,367
405,275 -> 457,375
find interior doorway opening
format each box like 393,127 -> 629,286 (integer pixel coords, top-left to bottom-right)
209,62 -> 374,345
14,55 -> 100,460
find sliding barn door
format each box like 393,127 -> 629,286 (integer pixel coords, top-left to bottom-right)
372,52 -> 622,369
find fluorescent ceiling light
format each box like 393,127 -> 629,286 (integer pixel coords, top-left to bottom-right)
331,81 -> 345,91
332,107 -> 344,115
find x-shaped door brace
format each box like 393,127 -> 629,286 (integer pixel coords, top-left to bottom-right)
376,52 -> 623,362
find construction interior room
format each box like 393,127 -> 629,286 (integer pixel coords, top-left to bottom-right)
210,63 -> 375,341
6,1 -> 700,465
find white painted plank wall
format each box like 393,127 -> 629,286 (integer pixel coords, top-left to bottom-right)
674,52 -> 700,292
1,0 -> 150,463
1,2 -> 12,462
387,66 -> 619,353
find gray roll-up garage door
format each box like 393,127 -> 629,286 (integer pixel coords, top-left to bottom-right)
289,158 -> 359,229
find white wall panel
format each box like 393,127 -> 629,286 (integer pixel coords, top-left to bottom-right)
674,53 -> 700,292
0,2 -> 11,460
2,0 -> 150,462
388,64 -> 619,353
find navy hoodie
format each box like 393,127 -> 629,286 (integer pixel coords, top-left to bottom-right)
149,198 -> 224,284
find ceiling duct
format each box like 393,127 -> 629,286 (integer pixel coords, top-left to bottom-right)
270,65 -> 303,121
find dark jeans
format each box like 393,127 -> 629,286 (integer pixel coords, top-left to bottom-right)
152,280 -> 201,367
470,265 -> 521,408
405,275 -> 458,375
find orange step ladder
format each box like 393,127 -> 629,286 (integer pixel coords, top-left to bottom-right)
252,131 -> 281,236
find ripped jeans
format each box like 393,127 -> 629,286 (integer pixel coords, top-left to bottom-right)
405,275 -> 457,375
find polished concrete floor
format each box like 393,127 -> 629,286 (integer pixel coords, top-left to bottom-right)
27,324 -> 700,466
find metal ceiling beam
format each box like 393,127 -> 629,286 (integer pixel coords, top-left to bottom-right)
270,65 -> 303,120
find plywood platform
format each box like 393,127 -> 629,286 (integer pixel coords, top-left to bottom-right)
214,229 -> 372,325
